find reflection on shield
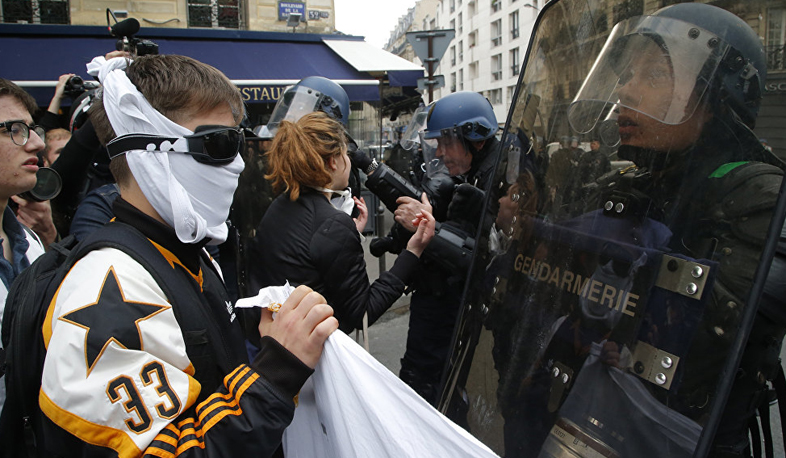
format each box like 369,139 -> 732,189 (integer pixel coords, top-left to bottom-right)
231,138 -> 277,298
438,1 -> 786,458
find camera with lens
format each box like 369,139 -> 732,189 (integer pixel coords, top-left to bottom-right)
131,39 -> 159,57
63,75 -> 100,98
18,167 -> 62,202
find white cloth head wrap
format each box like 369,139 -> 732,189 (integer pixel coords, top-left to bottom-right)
87,55 -> 244,244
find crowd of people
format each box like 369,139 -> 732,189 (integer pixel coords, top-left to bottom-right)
0,1 -> 783,457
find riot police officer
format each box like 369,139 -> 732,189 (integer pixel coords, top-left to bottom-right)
394,91 -> 500,405
438,2 -> 786,458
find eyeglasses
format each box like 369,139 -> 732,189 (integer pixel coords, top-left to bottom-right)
1,121 -> 45,147
106,125 -> 245,165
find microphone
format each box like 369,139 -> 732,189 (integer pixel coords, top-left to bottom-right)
110,17 -> 140,38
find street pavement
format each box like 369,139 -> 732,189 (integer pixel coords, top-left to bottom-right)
360,209 -> 409,375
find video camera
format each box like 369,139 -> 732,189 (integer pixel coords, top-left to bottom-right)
65,10 -> 159,132
107,9 -> 159,57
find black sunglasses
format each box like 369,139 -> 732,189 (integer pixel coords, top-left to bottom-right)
107,125 -> 244,165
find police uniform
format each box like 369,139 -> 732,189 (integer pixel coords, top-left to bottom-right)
400,136 -> 501,404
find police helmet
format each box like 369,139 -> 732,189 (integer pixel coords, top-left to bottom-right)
267,76 -> 350,134
652,3 -> 766,128
423,91 -> 499,142
568,3 -> 767,135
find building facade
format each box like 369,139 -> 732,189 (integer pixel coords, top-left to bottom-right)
385,0 -> 784,159
430,0 -> 541,126
0,0 -> 336,34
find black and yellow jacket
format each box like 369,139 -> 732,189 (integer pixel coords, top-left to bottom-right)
39,198 -> 312,457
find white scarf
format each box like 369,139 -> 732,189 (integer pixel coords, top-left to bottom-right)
87,56 -> 244,244
312,186 -> 354,216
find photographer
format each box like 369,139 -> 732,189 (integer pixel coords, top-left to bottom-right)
38,73 -> 76,132
49,51 -> 128,236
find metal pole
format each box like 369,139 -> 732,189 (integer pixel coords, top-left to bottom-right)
376,82 -> 387,273
427,35 -> 434,103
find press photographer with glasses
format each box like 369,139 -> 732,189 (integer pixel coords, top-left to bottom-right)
27,54 -> 338,457
0,79 -> 47,414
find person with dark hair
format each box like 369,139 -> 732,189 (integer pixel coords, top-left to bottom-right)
0,78 -> 47,412
248,111 -> 435,334
36,54 -> 338,457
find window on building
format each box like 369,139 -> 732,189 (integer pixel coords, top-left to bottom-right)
451,73 -> 457,93
430,18 -> 436,29
492,19 -> 502,47
459,69 -> 464,91
450,0 -> 455,13
510,10 -> 519,39
451,46 -> 457,66
489,88 -> 503,105
458,12 -> 463,34
1,0 -> 69,23
507,85 -> 517,104
450,18 -> 455,30
510,47 -> 520,76
469,30 -> 477,48
459,40 -> 464,62
468,0 -> 476,16
491,0 -> 501,13
492,54 -> 502,81
188,0 -> 241,28
767,8 -> 785,70
470,61 -> 479,79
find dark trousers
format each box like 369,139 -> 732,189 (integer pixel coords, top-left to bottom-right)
399,289 -> 462,405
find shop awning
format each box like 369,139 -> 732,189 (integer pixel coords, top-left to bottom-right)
0,24 -> 412,105
322,38 -> 424,87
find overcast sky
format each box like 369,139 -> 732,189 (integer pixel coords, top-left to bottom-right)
334,0 -> 418,49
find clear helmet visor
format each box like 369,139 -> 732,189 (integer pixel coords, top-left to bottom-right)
266,86 -> 325,135
567,15 -> 730,136
420,129 -> 468,178
400,105 -> 429,151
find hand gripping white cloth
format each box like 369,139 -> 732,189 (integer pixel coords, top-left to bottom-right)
240,285 -> 500,458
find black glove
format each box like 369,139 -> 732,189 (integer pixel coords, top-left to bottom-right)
348,148 -> 374,174
447,183 -> 486,229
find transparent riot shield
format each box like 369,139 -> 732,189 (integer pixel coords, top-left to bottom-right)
229,136 -> 277,298
438,2 -> 786,457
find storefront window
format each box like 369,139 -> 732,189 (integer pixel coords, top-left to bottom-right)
1,0 -> 68,24
188,0 -> 241,29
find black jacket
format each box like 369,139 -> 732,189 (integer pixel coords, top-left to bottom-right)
248,190 -> 419,333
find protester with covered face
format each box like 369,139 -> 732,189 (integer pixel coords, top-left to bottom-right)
33,54 -> 338,457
